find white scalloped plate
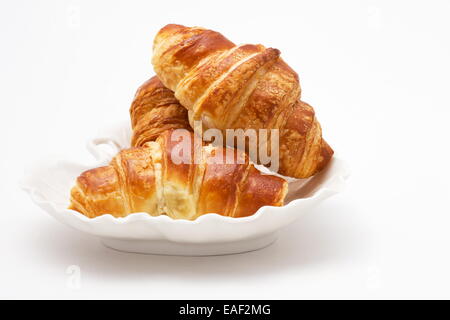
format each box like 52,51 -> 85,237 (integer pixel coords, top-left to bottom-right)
20,121 -> 349,256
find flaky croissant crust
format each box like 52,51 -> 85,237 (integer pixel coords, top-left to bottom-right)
69,130 -> 287,220
152,24 -> 333,178
130,76 -> 191,147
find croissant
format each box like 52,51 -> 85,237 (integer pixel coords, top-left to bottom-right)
152,24 -> 333,178
130,76 -> 191,147
69,130 -> 287,220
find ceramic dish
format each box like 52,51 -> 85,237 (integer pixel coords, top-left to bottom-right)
21,121 -> 349,256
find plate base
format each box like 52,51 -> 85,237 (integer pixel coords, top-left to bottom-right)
101,233 -> 278,256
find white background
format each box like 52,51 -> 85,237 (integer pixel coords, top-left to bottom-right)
1,0 -> 449,299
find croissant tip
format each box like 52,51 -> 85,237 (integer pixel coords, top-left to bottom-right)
158,23 -> 186,35
269,47 -> 281,55
317,140 -> 334,172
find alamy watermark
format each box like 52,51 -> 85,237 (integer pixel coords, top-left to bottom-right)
66,4 -> 81,30
169,120 -> 280,172
66,265 -> 81,290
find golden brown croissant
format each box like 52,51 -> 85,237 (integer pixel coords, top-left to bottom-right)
130,76 -> 191,147
69,130 -> 287,220
152,24 -> 333,178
